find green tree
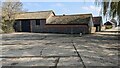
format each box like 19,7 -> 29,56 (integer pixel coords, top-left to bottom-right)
1,0 -> 23,33
95,0 -> 120,25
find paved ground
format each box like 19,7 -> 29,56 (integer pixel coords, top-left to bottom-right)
0,31 -> 119,68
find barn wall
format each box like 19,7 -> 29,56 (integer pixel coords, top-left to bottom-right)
31,20 -> 36,32
31,19 -> 46,32
14,19 -> 90,34
44,25 -> 89,34
93,17 -> 102,32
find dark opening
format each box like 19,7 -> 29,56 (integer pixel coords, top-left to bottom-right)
36,20 -> 40,25
21,20 -> 31,32
94,25 -> 100,32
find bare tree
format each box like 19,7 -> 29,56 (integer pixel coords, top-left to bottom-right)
1,0 -> 23,33
95,0 -> 120,26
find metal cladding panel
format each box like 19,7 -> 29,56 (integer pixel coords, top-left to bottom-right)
31,19 -> 46,32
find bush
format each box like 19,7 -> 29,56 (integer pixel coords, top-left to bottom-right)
106,25 -> 112,29
2,23 -> 15,33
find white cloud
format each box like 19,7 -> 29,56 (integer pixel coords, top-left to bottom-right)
52,3 -> 65,7
82,5 -> 101,12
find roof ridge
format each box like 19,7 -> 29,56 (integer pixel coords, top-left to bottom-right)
21,10 -> 53,13
54,13 -> 92,17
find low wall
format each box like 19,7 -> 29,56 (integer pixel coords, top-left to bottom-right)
44,25 -> 89,34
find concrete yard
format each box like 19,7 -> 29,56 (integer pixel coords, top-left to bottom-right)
0,32 -> 119,68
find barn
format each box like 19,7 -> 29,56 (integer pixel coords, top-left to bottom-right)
14,10 -> 94,34
93,16 -> 102,32
14,10 -> 55,32
45,14 -> 93,34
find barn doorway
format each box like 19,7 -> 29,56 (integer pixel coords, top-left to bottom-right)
21,20 -> 31,32
94,25 -> 100,32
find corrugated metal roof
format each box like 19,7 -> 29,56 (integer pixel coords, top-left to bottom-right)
15,10 -> 54,19
15,10 -> 92,24
46,14 -> 92,24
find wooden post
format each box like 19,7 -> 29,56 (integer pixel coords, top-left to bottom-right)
30,20 -> 32,32
20,21 -> 22,32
